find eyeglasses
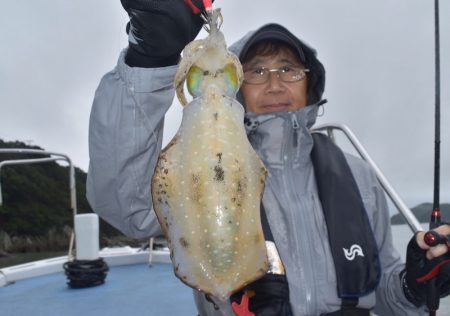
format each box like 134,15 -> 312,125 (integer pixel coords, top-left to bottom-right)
243,66 -> 310,85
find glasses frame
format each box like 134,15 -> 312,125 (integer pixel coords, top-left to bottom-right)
243,66 -> 310,85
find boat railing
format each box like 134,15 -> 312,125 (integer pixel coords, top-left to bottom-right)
0,148 -> 77,257
312,123 -> 423,233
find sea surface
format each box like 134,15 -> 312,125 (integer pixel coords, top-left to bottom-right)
391,224 -> 450,315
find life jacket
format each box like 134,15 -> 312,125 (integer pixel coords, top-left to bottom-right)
230,133 -> 381,316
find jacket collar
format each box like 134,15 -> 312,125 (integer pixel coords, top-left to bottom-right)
243,104 -> 320,167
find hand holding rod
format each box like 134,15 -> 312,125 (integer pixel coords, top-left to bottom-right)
424,230 -> 450,248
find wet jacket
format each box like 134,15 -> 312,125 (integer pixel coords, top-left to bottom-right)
87,26 -> 426,315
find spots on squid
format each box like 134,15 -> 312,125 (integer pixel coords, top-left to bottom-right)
190,173 -> 203,203
260,167 -> 268,177
212,154 -> 225,183
192,173 -> 200,185
237,181 -> 243,192
179,237 -> 189,248
159,154 -> 168,163
216,152 -> 222,164
213,165 -> 224,182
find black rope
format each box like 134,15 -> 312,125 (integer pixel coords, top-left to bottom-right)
63,258 -> 109,288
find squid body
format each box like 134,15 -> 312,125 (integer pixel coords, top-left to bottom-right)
151,9 -> 268,301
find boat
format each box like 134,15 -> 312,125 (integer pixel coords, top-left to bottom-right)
0,125 -> 449,315
0,148 -> 198,315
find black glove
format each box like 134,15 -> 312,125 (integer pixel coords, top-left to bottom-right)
401,233 -> 450,307
230,274 -> 292,316
121,0 -> 209,67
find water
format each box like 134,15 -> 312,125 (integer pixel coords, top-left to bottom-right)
392,224 -> 450,315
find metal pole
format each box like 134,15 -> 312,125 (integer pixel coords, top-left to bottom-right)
0,149 -> 77,215
0,148 -> 78,259
0,157 -> 65,206
313,123 -> 423,233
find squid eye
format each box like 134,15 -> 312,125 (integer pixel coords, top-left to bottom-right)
223,63 -> 239,94
187,65 -> 203,98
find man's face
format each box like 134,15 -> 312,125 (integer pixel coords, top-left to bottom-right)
240,46 -> 308,114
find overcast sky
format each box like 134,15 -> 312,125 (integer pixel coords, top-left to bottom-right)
1,1 -> 449,209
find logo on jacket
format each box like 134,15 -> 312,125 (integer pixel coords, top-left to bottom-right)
343,244 -> 365,261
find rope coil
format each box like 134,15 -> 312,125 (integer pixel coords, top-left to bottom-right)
63,258 -> 109,288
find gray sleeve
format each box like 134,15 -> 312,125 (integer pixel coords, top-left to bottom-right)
346,155 -> 427,315
86,49 -> 178,239
371,181 -> 426,315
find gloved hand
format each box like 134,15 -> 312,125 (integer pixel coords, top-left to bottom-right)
121,0 -> 211,67
230,274 -> 292,316
401,225 -> 450,307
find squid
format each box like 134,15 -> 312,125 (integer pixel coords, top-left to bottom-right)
151,8 -> 268,301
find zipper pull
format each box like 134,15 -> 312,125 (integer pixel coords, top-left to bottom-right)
291,113 -> 300,147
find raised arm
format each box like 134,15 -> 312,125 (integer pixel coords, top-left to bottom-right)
86,0 -> 208,238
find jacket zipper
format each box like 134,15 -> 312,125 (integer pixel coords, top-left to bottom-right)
291,113 -> 300,147
281,113 -> 316,314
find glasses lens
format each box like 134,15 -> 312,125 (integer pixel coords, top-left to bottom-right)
244,68 -> 267,84
244,67 -> 308,84
279,67 -> 306,82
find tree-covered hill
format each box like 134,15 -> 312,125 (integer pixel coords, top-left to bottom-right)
0,139 -> 121,240
391,203 -> 450,225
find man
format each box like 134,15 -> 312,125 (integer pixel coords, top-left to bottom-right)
87,1 -> 450,315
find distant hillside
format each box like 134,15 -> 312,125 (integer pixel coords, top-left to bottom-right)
0,139 -> 121,238
391,203 -> 450,225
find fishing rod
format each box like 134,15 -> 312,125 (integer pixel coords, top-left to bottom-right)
423,0 -> 442,315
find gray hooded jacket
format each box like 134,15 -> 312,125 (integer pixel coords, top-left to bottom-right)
87,24 -> 426,315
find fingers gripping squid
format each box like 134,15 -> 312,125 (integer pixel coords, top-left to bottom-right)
151,9 -> 268,301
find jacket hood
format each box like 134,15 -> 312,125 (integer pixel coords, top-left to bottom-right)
229,23 -> 326,106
